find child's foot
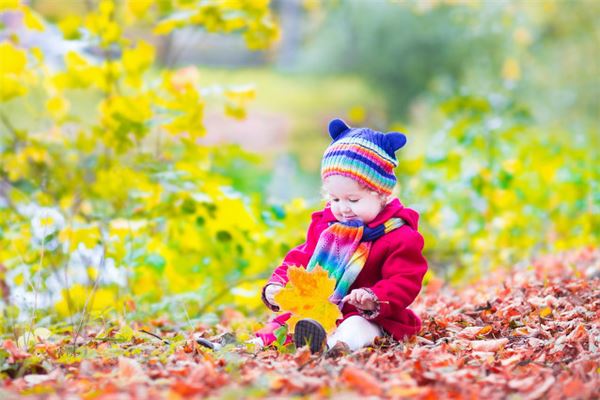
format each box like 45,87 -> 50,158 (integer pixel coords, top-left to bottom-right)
293,319 -> 327,354
324,341 -> 351,359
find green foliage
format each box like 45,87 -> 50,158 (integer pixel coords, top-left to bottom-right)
298,0 -> 502,118
398,93 -> 599,283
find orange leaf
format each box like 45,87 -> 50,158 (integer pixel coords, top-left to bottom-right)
118,356 -> 147,382
340,366 -> 383,396
539,307 -> 552,318
274,265 -> 342,332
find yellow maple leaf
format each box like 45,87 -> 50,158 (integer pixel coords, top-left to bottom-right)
274,265 -> 342,333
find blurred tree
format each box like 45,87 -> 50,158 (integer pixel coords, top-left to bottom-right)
296,0 -> 502,121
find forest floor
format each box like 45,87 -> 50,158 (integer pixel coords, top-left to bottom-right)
1,248 -> 599,399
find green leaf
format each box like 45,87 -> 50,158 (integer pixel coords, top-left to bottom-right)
115,325 -> 134,342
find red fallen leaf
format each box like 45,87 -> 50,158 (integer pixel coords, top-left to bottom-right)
457,325 -> 492,339
149,317 -> 169,327
170,379 -> 206,396
508,376 -> 537,391
2,339 -> 31,363
118,356 -> 147,382
469,338 -> 509,352
34,342 -> 59,359
294,347 -> 312,367
566,324 -> 587,342
340,366 -> 383,396
527,375 -> 556,399
168,367 -> 191,377
188,363 -> 228,387
562,377 -> 585,397
271,373 -> 326,395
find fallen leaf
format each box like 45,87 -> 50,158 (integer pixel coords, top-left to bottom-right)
469,338 -> 509,352
118,356 -> 147,382
2,340 -> 31,363
339,366 -> 383,396
539,307 -> 552,318
274,265 -> 342,332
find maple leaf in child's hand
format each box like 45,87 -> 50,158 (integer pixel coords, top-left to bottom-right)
273,265 -> 342,333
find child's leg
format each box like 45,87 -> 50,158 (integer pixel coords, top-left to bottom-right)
327,315 -> 382,351
253,312 -> 293,347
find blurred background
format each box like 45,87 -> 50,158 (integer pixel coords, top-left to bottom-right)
0,0 -> 598,329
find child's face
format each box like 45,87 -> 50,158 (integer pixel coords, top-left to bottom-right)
323,175 -> 386,224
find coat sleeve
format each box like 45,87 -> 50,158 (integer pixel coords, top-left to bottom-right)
366,228 -> 428,321
261,211 -> 324,310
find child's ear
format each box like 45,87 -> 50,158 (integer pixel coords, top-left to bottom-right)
386,132 -> 407,152
328,118 -> 350,140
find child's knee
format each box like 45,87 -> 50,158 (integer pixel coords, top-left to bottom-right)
328,315 -> 382,350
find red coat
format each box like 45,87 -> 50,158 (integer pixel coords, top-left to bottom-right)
263,198 -> 428,341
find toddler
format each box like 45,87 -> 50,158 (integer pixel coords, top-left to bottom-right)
259,118 -> 428,354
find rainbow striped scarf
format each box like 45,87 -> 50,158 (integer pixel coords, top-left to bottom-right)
306,217 -> 405,306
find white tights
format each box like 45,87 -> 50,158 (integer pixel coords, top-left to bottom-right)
327,315 -> 382,351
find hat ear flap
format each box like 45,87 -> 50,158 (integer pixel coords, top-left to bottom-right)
386,132 -> 407,153
328,118 -> 350,140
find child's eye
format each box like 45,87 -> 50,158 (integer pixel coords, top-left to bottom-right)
331,198 -> 340,202
349,199 -> 359,203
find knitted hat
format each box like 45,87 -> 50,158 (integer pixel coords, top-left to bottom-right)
321,118 -> 407,196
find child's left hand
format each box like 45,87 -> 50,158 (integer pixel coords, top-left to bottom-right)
341,288 -> 377,311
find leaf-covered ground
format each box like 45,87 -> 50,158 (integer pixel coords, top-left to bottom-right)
2,248 -> 599,399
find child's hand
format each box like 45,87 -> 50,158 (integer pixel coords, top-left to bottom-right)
341,288 -> 377,311
264,284 -> 283,306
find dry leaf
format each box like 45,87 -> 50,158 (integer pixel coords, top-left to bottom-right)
274,265 -> 342,332
340,365 -> 383,396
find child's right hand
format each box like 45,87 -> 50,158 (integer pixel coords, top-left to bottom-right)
264,284 -> 283,306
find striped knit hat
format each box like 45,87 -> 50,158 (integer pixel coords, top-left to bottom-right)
321,118 -> 407,196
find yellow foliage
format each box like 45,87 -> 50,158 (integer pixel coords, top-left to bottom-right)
58,15 -> 82,40
46,95 -> 70,121
122,41 -> 155,88
84,0 -> 122,47
274,265 -> 342,333
0,0 -> 18,10
91,166 -> 152,209
55,284 -> 116,317
59,224 -> 102,252
21,6 -> 45,31
158,72 -> 205,138
0,41 -> 28,101
2,145 -> 51,180
126,0 -> 153,20
52,51 -> 102,89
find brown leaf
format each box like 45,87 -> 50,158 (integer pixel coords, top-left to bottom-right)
294,347 -> 312,367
